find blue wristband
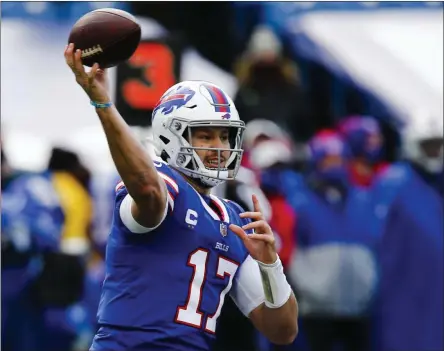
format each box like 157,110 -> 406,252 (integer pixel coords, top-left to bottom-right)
90,100 -> 113,109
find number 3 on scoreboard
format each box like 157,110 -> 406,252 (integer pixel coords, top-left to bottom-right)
175,248 -> 239,333
121,41 -> 176,110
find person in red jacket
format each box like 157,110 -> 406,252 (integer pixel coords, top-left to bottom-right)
337,115 -> 389,187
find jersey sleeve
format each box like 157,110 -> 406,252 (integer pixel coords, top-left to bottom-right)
115,159 -> 182,234
230,255 -> 265,317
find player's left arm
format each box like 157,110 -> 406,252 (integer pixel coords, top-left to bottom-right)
229,195 -> 298,345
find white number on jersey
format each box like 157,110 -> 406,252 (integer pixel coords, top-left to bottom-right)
175,248 -> 239,333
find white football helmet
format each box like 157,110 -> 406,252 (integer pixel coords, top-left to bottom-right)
151,80 -> 245,187
402,111 -> 443,173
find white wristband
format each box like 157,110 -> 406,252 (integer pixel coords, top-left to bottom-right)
256,255 -> 292,309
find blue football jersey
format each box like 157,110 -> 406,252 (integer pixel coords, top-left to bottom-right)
92,161 -> 253,351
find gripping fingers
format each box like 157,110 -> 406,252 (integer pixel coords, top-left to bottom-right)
239,211 -> 264,220
74,49 -> 86,77
65,43 -> 75,70
65,44 -> 86,83
88,63 -> 99,84
242,220 -> 270,233
247,233 -> 275,244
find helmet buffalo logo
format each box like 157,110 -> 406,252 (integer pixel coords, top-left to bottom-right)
153,86 -> 195,116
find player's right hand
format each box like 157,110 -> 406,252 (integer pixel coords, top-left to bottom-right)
64,43 -> 111,104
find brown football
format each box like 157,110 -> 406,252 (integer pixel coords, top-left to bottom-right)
68,8 -> 141,68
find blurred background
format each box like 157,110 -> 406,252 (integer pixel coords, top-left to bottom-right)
1,2 -> 443,351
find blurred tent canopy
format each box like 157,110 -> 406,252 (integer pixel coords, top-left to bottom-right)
263,2 -> 444,129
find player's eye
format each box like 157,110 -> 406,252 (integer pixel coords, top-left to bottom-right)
198,134 -> 211,141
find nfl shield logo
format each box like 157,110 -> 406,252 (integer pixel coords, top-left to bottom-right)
220,223 -> 228,237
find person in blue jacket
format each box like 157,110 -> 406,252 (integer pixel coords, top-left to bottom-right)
1,148 -> 64,351
283,130 -> 379,351
373,113 -> 443,351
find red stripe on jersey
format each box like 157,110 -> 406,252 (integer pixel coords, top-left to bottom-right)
210,199 -> 225,222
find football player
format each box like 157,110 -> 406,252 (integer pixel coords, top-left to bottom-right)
64,43 -> 298,351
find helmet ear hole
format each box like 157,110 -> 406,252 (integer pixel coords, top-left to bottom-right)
159,135 -> 170,145
160,150 -> 170,162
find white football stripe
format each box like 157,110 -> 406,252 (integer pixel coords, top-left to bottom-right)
158,172 -> 179,194
115,181 -> 124,192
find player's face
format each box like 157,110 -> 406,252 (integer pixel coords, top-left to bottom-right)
190,127 -> 231,168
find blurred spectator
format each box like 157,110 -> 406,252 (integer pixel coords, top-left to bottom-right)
1,141 -> 29,190
249,138 -> 299,270
337,116 -> 389,187
373,112 -> 443,351
242,119 -> 307,173
242,119 -> 290,170
284,130 -> 378,351
2,146 -> 64,351
233,25 -> 313,142
34,147 -> 95,351
1,144 -> 100,351
47,147 -> 93,254
246,132 -> 302,351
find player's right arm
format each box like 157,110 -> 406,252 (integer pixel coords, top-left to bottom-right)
64,43 -> 166,229
97,105 -> 167,230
